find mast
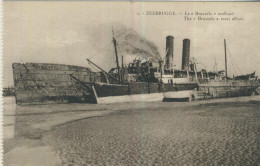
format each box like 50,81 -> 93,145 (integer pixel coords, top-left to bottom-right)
159,60 -> 163,78
192,57 -> 198,81
224,39 -> 227,77
121,55 -> 124,83
214,56 -> 218,73
155,57 -> 164,78
112,27 -> 121,83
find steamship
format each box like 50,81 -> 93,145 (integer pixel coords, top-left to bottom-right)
12,32 -> 259,105
12,33 -> 198,105
86,32 -> 199,104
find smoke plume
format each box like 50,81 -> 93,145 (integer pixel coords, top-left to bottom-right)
87,24 -> 162,71
114,25 -> 161,62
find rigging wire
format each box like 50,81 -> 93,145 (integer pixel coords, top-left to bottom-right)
104,40 -> 116,70
227,47 -> 239,73
86,40 -> 113,61
227,51 -> 238,76
228,55 -> 238,76
225,39 -> 242,75
225,46 -> 239,75
213,56 -> 218,72
86,40 -> 114,71
226,46 -> 242,74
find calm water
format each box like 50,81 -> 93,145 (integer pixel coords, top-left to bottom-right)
3,96 -> 16,139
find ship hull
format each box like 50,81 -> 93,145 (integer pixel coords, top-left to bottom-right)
92,82 -> 198,104
92,80 -> 259,104
12,63 -> 259,105
93,91 -> 195,104
93,92 -> 164,104
12,63 -> 199,105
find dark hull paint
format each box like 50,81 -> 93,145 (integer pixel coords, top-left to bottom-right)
12,63 -> 259,105
94,82 -> 198,98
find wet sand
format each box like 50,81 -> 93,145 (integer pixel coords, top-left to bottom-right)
3,96 -> 260,166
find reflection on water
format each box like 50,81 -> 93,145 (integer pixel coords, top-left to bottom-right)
3,96 -> 63,166
3,96 -> 16,139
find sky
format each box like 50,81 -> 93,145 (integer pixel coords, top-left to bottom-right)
3,1 -> 260,87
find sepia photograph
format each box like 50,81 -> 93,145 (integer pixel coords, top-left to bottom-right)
2,1 -> 260,166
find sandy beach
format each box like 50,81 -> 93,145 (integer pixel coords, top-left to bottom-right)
3,96 -> 260,166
